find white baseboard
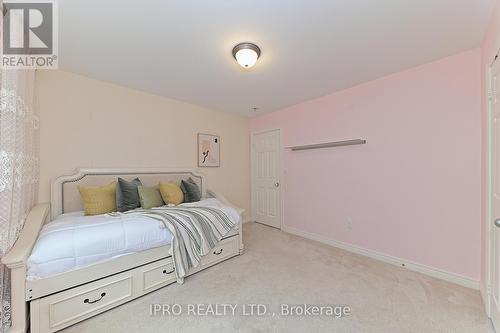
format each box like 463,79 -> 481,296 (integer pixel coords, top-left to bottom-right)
480,281 -> 491,317
282,225 -> 479,290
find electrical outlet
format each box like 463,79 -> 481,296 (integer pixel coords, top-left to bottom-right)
346,218 -> 352,231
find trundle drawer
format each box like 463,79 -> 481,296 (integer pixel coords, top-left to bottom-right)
35,272 -> 134,332
30,236 -> 240,332
201,235 -> 238,267
141,258 -> 176,292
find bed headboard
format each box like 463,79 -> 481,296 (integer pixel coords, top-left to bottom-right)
50,168 -> 206,220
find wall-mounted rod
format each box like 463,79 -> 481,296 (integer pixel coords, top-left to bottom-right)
286,139 -> 366,151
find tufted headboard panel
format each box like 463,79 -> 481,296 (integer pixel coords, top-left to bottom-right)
50,168 -> 205,220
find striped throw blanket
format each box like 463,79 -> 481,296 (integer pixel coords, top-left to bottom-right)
119,206 -> 236,283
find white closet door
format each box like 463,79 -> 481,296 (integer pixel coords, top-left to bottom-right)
251,129 -> 282,229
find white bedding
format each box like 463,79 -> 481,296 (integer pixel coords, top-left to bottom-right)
27,198 -> 239,280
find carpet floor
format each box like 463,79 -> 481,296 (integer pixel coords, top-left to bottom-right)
62,222 -> 493,333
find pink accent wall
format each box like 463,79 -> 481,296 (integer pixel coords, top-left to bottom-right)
251,49 -> 482,280
481,0 -> 500,294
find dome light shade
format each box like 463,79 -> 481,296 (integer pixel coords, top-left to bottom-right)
232,43 -> 261,68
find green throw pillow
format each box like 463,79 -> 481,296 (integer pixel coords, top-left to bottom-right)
137,185 -> 164,209
181,178 -> 201,203
116,177 -> 142,212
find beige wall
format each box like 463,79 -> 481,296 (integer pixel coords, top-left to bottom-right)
36,70 -> 250,219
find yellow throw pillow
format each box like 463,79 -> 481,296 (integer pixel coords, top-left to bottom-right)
78,181 -> 117,216
159,183 -> 184,205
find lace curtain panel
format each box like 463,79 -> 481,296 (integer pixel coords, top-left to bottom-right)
0,69 -> 39,330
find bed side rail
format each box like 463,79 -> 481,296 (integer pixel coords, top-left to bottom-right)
2,203 -> 49,333
206,190 -> 244,216
2,203 -> 49,268
206,190 -> 244,254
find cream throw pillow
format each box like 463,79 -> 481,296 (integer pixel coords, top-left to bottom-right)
78,181 -> 117,216
159,183 -> 184,205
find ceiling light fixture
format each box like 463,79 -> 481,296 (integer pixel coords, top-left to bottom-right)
232,43 -> 261,68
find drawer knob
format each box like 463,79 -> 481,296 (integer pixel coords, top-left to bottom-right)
162,267 -> 175,275
213,249 -> 223,255
84,292 -> 106,304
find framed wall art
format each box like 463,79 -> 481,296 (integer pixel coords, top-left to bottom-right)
198,133 -> 220,167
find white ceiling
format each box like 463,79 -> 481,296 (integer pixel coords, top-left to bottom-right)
59,0 -> 495,116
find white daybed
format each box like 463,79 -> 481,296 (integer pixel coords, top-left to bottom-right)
2,168 -> 244,333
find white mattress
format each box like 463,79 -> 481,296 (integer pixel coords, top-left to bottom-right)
27,198 -> 240,280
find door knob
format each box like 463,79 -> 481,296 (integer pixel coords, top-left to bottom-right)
495,219 -> 500,228
274,182 -> 280,187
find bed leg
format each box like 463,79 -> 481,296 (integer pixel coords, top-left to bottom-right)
8,265 -> 28,333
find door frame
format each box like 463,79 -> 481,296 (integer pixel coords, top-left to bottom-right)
250,128 -> 284,229
486,62 -> 495,318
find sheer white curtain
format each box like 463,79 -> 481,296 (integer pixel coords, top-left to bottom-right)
0,8 -> 39,329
